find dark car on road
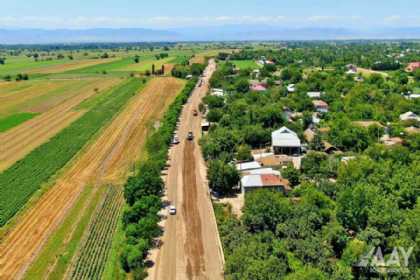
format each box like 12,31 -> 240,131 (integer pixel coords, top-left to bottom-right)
187,131 -> 194,141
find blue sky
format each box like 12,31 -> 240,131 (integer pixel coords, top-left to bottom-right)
1,0 -> 419,29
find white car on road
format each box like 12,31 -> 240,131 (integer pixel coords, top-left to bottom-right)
169,205 -> 177,215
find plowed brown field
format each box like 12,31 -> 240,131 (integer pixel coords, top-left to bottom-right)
0,77 -> 185,279
0,78 -> 120,171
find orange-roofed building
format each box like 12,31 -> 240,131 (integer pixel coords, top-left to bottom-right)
406,62 -> 420,72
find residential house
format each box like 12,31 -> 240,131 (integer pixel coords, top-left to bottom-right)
400,111 -> 420,122
210,88 -> 224,97
245,168 -> 281,176
272,127 -> 301,155
307,91 -> 323,99
312,100 -> 329,113
250,82 -> 267,92
241,174 -> 291,194
236,161 -> 262,172
406,62 -> 420,72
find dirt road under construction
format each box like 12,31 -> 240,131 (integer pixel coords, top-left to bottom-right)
0,77 -> 185,279
149,60 -> 224,280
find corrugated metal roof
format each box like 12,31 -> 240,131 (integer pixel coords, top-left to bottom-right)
236,161 -> 262,171
241,174 -> 290,189
272,127 -> 301,147
247,168 -> 281,176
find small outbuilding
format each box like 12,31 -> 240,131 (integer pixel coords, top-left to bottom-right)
287,84 -> 296,93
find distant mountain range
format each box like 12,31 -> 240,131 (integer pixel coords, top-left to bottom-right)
0,26 -> 420,44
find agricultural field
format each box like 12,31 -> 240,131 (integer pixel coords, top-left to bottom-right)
0,78 -> 121,171
68,185 -> 124,280
231,59 -> 260,69
0,78 -> 119,122
0,112 -> 38,132
0,41 -> 220,280
120,56 -> 175,73
0,75 -> 187,279
0,78 -> 143,226
0,56 -> 70,76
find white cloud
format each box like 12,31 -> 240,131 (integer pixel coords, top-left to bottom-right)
0,15 -> 292,29
307,16 -> 339,22
384,15 -> 401,22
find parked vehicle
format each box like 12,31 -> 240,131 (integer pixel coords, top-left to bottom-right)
169,205 -> 177,215
193,109 -> 198,116
187,131 -> 194,141
172,135 -> 180,145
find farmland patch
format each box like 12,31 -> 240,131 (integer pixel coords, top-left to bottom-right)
0,112 -> 38,132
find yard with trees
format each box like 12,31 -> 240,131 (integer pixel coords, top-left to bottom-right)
207,42 -> 420,279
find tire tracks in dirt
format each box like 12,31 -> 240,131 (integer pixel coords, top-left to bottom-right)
183,141 -> 206,279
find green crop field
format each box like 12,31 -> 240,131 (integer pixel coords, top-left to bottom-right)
0,112 -> 38,132
0,78 -> 145,226
69,186 -> 124,280
0,56 -> 70,76
65,57 -> 134,74
121,56 -> 175,72
231,60 -> 260,69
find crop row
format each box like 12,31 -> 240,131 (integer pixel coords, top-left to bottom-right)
69,185 -> 124,280
0,78 -> 144,226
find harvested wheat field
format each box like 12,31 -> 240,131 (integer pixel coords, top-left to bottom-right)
0,78 -> 118,117
0,78 -> 121,171
26,58 -> 119,74
0,77 -> 185,280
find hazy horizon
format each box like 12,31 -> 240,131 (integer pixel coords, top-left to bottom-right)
1,0 -> 419,29
1,1 -> 419,43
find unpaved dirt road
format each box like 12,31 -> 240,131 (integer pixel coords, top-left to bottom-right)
0,77 -> 185,280
0,79 -> 120,171
149,60 -> 224,280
